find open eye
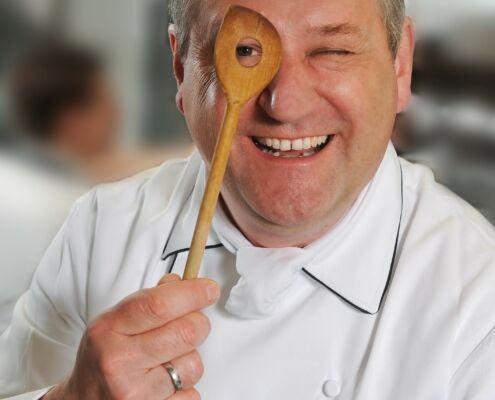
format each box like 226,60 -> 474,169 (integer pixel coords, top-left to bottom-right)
236,46 -> 259,57
236,37 -> 262,68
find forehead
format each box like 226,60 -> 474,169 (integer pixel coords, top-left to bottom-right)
200,0 -> 384,38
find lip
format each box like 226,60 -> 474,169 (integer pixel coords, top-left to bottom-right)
244,134 -> 335,164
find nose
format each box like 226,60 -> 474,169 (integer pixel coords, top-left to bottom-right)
258,55 -> 318,124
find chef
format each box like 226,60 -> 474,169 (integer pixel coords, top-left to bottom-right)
2,0 -> 495,399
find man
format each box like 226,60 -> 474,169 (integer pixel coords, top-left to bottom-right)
1,0 -> 494,399
8,42 -> 121,182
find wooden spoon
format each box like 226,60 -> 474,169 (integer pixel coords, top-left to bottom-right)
183,5 -> 282,280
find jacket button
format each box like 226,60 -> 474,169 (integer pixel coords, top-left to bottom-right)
322,379 -> 341,398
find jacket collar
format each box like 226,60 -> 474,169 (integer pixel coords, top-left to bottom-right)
302,143 -> 403,314
162,143 -> 403,315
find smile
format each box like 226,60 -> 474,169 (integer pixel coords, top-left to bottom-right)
251,135 -> 333,158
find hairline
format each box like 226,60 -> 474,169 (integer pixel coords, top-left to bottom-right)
169,0 -> 405,61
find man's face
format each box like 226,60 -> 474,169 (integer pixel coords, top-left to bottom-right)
173,0 -> 412,246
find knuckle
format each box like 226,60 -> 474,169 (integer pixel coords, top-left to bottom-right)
143,290 -> 172,322
176,317 -> 198,348
174,312 -> 211,349
98,352 -> 120,378
86,317 -> 108,343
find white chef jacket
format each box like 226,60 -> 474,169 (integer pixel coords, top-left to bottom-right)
1,143 -> 495,400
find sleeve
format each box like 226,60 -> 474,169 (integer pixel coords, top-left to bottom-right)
0,192 -> 97,397
448,326 -> 495,399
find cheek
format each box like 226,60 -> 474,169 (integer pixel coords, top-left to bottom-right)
317,61 -> 397,150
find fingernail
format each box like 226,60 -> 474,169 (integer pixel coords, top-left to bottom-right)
206,281 -> 220,302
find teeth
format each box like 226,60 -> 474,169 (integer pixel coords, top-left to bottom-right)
253,135 -> 332,157
292,138 -> 303,151
254,135 -> 330,151
280,139 -> 291,151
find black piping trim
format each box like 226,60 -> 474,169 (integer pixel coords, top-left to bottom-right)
301,268 -> 373,314
160,188 -> 196,262
303,163 -> 404,315
162,243 -> 224,273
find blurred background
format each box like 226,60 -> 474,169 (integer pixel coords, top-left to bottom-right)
0,0 -> 494,332
400,0 -> 495,224
0,0 -> 494,213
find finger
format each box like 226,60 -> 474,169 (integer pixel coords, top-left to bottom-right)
169,388 -> 201,400
166,350 -> 204,390
110,279 -> 220,335
158,273 -> 182,286
132,312 -> 210,368
145,351 -> 204,399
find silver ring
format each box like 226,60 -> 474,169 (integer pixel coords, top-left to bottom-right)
164,362 -> 183,392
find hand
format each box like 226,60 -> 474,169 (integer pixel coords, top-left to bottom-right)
44,274 -> 220,400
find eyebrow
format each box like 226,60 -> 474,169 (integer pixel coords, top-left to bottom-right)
307,23 -> 364,38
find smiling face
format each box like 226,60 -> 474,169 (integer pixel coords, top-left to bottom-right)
171,0 -> 414,247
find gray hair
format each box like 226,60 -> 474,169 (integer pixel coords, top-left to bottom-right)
168,0 -> 406,60
381,0 -> 406,56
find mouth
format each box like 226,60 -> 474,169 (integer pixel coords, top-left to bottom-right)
251,135 -> 333,158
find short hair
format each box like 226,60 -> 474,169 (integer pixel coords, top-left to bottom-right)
168,0 -> 406,61
9,42 -> 102,141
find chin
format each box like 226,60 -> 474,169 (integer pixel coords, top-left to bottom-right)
238,178 -> 337,229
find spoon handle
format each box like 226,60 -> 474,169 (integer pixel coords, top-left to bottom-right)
183,102 -> 241,280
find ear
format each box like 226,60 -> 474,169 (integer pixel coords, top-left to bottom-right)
395,17 -> 415,113
168,24 -> 185,115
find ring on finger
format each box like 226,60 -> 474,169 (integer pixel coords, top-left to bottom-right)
163,362 -> 183,392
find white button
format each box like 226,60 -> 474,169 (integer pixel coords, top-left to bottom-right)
322,379 -> 341,398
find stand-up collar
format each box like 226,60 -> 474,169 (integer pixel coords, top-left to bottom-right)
301,143 -> 403,314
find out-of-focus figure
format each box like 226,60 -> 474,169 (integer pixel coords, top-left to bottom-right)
1,43 -> 121,334
9,43 -> 121,183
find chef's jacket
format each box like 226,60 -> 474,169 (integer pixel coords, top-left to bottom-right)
1,143 -> 495,400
